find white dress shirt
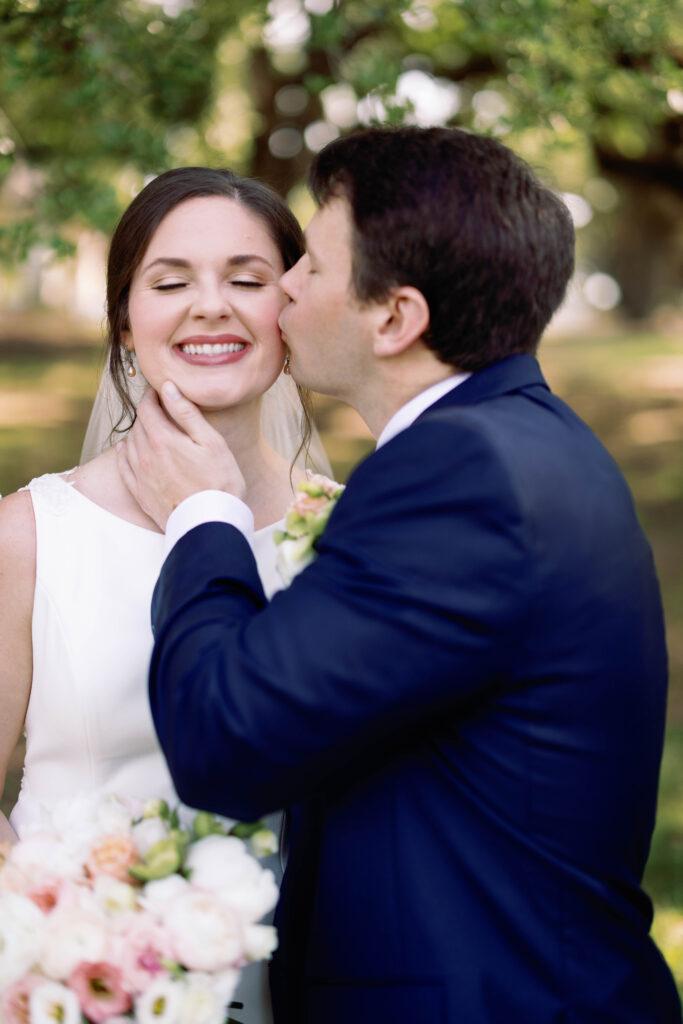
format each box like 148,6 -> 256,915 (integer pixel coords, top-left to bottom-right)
163,372 -> 470,558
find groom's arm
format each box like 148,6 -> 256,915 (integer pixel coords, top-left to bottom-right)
149,416 -> 532,822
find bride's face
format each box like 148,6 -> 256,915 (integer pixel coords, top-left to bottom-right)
124,196 -> 288,411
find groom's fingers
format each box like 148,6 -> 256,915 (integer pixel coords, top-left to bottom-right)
158,381 -> 212,446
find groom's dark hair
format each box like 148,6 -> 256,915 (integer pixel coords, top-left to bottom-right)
308,126 -> 575,372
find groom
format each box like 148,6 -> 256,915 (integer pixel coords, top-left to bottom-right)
120,127 -> 679,1022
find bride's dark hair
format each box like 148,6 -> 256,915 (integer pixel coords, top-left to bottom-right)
105,166 -> 312,457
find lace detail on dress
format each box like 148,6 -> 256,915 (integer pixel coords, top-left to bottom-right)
22,471 -> 78,515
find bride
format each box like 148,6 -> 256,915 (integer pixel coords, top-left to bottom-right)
0,166 -> 329,1023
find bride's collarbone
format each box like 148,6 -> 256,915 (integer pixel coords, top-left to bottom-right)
66,452 -> 162,533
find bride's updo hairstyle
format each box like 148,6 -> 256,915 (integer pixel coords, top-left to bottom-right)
105,166 -> 311,445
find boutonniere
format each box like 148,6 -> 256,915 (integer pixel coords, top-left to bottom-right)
274,473 -> 344,585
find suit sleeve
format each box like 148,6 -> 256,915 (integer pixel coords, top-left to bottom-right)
149,417 -> 533,820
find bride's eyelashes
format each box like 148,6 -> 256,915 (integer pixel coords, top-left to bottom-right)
152,279 -> 266,292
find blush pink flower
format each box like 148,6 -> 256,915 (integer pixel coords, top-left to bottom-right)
86,835 -> 138,882
306,473 -> 340,497
68,961 -> 131,1023
113,917 -> 172,993
291,490 -> 329,516
1,974 -> 47,1024
27,880 -> 62,914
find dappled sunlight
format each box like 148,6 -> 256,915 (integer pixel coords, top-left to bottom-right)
0,389 -> 74,427
628,408 -> 683,445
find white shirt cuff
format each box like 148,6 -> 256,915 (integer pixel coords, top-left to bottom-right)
163,491 -> 255,560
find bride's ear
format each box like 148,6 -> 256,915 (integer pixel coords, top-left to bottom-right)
372,286 -> 430,359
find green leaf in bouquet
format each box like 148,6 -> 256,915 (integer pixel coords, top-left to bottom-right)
141,798 -> 170,820
230,820 -> 268,840
192,811 -> 228,839
129,837 -> 183,881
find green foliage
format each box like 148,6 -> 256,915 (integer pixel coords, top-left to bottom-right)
0,0 -> 680,310
0,0 -> 265,259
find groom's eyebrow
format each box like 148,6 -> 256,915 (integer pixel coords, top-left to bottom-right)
140,254 -> 277,273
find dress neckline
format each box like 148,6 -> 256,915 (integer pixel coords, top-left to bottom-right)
47,473 -> 284,539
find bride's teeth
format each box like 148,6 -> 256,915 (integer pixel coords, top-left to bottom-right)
180,342 -> 246,355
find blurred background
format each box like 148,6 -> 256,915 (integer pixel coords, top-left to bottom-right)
0,0 -> 682,988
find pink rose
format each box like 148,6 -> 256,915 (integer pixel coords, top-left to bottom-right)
1,973 -> 47,1024
86,835 -> 138,882
68,961 -> 131,1023
291,491 -> 329,516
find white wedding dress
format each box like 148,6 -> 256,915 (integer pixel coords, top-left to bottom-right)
10,471 -> 284,1024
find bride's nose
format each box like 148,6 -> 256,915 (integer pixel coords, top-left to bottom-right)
191,278 -> 231,320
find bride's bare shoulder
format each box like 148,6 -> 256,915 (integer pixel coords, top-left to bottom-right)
0,489 -> 36,575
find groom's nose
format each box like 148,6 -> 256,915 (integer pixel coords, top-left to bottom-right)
280,255 -> 304,301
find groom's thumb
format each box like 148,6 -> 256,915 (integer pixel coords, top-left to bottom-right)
159,380 -> 205,441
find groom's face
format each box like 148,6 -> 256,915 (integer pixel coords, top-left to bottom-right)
279,197 -> 378,401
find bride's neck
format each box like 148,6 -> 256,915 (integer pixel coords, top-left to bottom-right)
204,399 -> 296,528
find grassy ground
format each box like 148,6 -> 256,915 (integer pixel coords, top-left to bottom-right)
1,324 -> 682,983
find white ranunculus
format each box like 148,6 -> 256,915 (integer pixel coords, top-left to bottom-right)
135,976 -> 183,1024
178,974 -> 228,1024
29,980 -> 81,1024
163,891 -> 244,971
244,923 -> 278,962
139,873 -> 189,914
185,836 -> 279,923
204,968 -> 240,1005
39,906 -> 108,979
0,892 -> 43,986
132,816 -> 170,856
92,874 -> 138,915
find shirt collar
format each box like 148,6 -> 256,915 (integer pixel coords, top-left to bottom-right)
376,373 -> 471,449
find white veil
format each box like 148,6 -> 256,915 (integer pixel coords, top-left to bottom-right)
80,360 -> 332,476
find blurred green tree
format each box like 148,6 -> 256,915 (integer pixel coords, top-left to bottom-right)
0,0 -> 681,314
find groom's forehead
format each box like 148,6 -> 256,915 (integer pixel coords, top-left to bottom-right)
304,198 -> 352,257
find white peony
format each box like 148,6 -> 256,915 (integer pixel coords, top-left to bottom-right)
29,981 -> 81,1024
0,891 -> 43,987
185,836 -> 279,923
39,905 -> 108,978
135,976 -> 183,1024
178,974 -> 231,1024
163,891 -> 244,971
139,873 -> 189,915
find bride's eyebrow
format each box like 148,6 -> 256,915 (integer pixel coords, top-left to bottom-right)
140,254 -> 276,273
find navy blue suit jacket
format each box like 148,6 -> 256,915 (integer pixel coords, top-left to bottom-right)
150,355 -> 680,1023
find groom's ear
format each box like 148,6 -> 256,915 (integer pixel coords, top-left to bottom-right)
372,286 -> 430,359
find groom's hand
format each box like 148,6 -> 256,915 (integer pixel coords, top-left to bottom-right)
117,382 -> 246,530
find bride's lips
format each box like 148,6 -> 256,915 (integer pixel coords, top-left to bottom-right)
174,334 -> 250,366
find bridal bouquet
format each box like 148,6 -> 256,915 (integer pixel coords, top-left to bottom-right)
0,795 -> 278,1024
275,472 -> 344,585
